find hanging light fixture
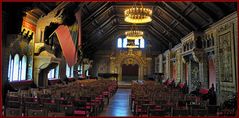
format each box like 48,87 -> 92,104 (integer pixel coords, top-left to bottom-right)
125,23 -> 144,40
125,30 -> 144,40
124,2 -> 152,24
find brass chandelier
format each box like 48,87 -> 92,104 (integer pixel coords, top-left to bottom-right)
125,30 -> 144,40
124,2 -> 152,24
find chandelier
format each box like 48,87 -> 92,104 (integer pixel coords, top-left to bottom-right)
125,30 -> 144,40
124,2 -> 152,24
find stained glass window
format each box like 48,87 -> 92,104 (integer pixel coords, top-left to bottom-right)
21,56 -> 27,80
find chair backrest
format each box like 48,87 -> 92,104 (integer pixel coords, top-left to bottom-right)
48,112 -> 65,117
59,104 -> 74,116
150,110 -> 167,116
5,108 -> 22,116
6,101 -> 21,108
24,102 -> 41,110
44,103 -> 58,112
173,109 -> 189,116
191,109 -> 208,116
73,99 -> 87,110
7,96 -> 20,101
207,105 -> 218,115
27,109 -> 46,116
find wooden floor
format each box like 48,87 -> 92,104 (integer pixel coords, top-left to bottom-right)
99,89 -> 133,116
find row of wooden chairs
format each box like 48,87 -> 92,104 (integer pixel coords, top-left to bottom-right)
4,79 -> 118,116
130,80 -> 221,116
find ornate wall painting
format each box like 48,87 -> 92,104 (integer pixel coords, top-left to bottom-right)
218,32 -> 233,83
191,61 -> 200,90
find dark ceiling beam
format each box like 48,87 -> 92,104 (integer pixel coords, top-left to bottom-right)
84,25 -> 118,49
88,28 -> 119,52
152,15 -> 183,38
155,6 -> 191,34
161,2 -> 198,31
151,20 -> 179,44
86,15 -> 117,40
202,2 -> 225,19
95,30 -> 124,50
145,30 -> 167,50
190,2 -> 214,23
82,6 -> 114,29
147,25 -> 171,47
93,26 -> 118,44
117,24 -> 148,28
148,30 -> 170,48
82,2 -> 110,26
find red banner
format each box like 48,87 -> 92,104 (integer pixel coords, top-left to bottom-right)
55,25 -> 77,67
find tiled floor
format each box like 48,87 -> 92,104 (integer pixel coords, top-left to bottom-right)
99,89 -> 133,117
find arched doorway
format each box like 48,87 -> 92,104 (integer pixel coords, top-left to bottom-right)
122,64 -> 139,82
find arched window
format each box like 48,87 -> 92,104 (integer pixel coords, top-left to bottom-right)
86,70 -> 89,76
13,54 -> 20,81
21,56 -> 27,80
117,37 -> 145,48
48,69 -> 55,79
78,65 -> 83,75
10,60 -> 14,81
66,64 -> 74,78
135,39 -> 139,46
18,61 -> 22,81
55,65 -> 59,79
66,64 -> 70,78
140,38 -> 145,48
8,55 -> 12,80
71,66 -> 74,78
117,38 -> 122,48
123,38 -> 127,48
48,65 -> 59,80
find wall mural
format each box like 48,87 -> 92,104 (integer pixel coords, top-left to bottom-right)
218,32 -> 233,82
191,61 -> 200,90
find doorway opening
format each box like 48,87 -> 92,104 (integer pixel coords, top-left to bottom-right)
122,64 -> 139,82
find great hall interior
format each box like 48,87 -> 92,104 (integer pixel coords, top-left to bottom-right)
2,2 -> 238,117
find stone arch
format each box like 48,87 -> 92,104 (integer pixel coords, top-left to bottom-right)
114,52 -> 146,82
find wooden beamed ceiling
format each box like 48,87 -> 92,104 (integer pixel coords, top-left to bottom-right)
76,2 -> 236,55
15,2 -> 236,56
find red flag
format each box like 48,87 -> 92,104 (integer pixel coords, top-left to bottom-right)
55,25 -> 76,67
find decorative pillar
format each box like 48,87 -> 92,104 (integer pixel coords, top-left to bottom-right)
146,57 -> 152,76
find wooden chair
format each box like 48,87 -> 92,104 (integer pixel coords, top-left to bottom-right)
59,104 -> 74,116
172,108 -> 189,116
44,103 -> 58,112
73,99 -> 90,116
191,109 -> 208,116
6,101 -> 21,108
5,108 -> 22,116
207,105 -> 219,116
48,112 -> 65,117
27,109 -> 46,116
149,109 -> 167,116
